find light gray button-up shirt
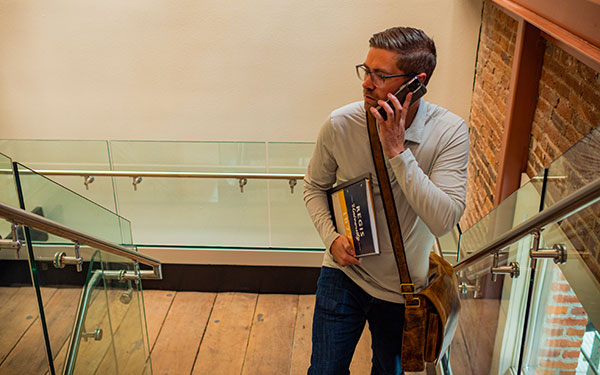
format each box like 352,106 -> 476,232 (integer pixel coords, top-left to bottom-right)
304,99 -> 469,303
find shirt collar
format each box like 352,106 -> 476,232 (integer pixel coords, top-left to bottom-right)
404,98 -> 427,144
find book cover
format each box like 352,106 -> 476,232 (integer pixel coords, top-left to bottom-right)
328,174 -> 379,257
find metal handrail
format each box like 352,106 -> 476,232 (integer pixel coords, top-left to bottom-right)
454,177 -> 600,272
10,169 -> 305,180
0,202 -> 162,279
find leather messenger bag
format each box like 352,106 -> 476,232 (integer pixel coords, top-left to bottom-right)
366,111 -> 461,371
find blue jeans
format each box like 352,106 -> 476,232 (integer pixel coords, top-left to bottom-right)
308,267 -> 405,375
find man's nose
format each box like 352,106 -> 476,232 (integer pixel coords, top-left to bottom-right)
362,74 -> 375,90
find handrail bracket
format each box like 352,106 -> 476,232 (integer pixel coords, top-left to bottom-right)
490,251 -> 520,281
0,223 -> 21,258
529,230 -> 567,269
54,242 -> 84,272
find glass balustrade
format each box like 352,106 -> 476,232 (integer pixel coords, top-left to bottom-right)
457,177 -> 542,263
0,140 -> 117,213
0,154 -> 152,374
452,126 -> 600,375
521,126 -> 600,375
0,153 -> 53,375
452,232 -> 533,374
522,203 -> 600,374
110,140 -> 271,247
266,142 -> 319,248
0,139 -> 322,250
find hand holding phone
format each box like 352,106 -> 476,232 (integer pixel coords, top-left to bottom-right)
376,77 -> 427,121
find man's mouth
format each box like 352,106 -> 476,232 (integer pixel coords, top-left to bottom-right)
364,93 -> 378,104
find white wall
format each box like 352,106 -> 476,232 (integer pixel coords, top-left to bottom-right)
0,0 -> 483,142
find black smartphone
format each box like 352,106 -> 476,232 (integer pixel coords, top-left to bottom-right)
376,76 -> 427,120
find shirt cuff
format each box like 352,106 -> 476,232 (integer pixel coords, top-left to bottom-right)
324,232 -> 341,251
389,148 -> 414,173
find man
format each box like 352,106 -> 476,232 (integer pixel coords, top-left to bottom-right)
303,27 -> 469,375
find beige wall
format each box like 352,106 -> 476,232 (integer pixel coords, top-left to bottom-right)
0,0 -> 483,142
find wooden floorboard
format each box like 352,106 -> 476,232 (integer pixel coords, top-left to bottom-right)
141,289 -> 176,350
0,287 -> 57,365
241,294 -> 298,375
151,291 -> 216,375
290,294 -> 314,375
452,298 -> 500,375
67,288 -> 125,375
192,292 -> 257,375
0,288 -> 79,375
95,287 -> 158,375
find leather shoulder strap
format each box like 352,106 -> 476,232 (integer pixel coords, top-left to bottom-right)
366,111 -> 414,293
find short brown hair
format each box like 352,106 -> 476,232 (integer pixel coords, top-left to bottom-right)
369,27 -> 436,85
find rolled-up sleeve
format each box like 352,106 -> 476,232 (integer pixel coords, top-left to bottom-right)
389,121 -> 469,236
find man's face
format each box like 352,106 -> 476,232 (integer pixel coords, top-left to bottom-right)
361,47 -> 409,111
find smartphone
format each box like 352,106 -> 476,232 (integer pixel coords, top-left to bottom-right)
376,76 -> 427,120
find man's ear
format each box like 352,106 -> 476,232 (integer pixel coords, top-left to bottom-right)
416,72 -> 427,84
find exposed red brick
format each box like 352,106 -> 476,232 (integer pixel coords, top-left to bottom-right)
546,305 -> 569,315
539,359 -> 578,369
566,328 -> 585,337
569,307 -> 586,316
552,294 -> 580,304
544,328 -> 564,337
562,350 -> 580,359
537,348 -> 561,357
547,317 -> 588,326
546,338 -> 583,348
550,283 -> 571,292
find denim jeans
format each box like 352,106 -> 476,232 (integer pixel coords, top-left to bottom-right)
308,267 -> 405,375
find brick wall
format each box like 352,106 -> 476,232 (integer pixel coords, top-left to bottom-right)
463,1 -> 599,373
525,15 -> 600,292
527,43 -> 600,177
534,267 -> 588,375
461,1 -> 517,230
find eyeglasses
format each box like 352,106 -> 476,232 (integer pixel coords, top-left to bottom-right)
355,64 -> 414,88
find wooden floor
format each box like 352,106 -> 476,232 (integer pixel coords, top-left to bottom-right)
144,291 -> 376,375
0,286 -> 494,375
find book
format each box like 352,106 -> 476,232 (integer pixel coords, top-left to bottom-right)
328,174 -> 380,257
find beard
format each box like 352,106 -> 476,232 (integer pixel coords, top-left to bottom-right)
363,89 -> 381,110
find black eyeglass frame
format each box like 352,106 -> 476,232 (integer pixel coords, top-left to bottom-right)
355,64 -> 415,87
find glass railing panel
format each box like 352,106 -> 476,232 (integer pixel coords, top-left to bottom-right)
0,152 -> 19,207
98,252 -> 151,375
543,126 -> 600,289
458,180 -> 542,262
109,140 -> 267,172
110,141 -> 269,247
543,126 -> 600,209
10,160 -> 144,374
15,163 -> 128,245
0,154 -> 52,374
0,140 -> 117,213
68,250 -> 118,375
522,201 -> 600,374
451,234 -> 533,375
267,142 -> 322,248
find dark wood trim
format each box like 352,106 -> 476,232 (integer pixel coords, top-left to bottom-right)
492,0 -> 600,72
0,259 -> 321,294
494,20 -> 546,205
142,264 -> 320,294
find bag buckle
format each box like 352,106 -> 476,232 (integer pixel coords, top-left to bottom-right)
400,283 -> 415,294
405,295 -> 421,308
